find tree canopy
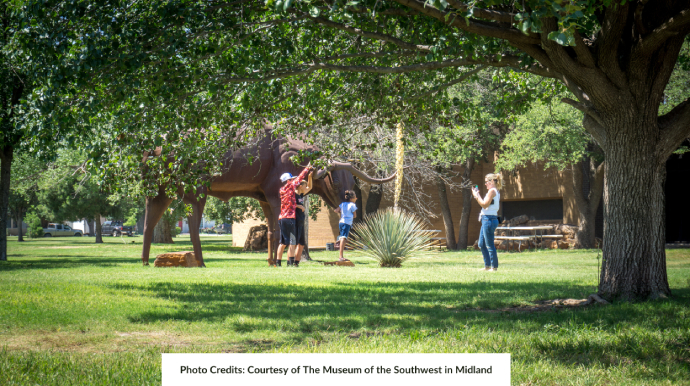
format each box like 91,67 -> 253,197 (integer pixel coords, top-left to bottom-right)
13,0 -> 690,300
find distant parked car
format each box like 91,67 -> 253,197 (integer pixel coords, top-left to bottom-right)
101,221 -> 133,237
43,223 -> 83,237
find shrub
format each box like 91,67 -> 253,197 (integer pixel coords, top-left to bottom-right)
25,213 -> 44,238
350,208 -> 434,267
173,227 -> 182,237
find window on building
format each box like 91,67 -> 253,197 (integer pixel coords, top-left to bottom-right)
502,199 -> 563,221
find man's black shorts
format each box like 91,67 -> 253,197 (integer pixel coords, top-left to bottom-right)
295,218 -> 306,246
279,218 -> 297,245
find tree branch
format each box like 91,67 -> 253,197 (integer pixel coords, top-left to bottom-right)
402,65 -> 486,102
306,14 -> 433,51
581,112 -> 606,149
595,3 -> 629,89
319,50 -> 418,61
572,29 -> 596,68
445,0 -> 516,24
633,0 -> 650,36
658,98 -> 690,158
392,0 -> 541,46
638,7 -> 690,55
562,98 -> 605,128
590,159 -> 605,210
539,17 -> 616,101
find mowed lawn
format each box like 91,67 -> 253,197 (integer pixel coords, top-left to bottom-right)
1,235 -> 689,385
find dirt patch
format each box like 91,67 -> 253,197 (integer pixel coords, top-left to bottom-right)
348,331 -> 385,339
459,294 -> 608,314
2,330 -> 194,353
222,339 -> 275,353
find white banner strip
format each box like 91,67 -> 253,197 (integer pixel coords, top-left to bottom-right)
162,353 -> 510,386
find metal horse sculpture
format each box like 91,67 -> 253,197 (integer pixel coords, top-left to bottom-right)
141,127 -> 395,267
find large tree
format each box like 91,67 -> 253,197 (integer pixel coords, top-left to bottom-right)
37,151 -> 134,243
0,4 -> 29,260
21,1 -> 690,300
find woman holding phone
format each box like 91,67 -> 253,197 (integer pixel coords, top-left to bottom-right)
472,173 -> 503,272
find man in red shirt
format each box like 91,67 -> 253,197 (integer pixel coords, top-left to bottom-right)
276,166 -> 313,266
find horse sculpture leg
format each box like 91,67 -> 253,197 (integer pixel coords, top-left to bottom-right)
184,194 -> 207,267
259,201 -> 276,266
142,189 -> 174,266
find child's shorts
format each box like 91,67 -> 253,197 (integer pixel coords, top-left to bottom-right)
338,223 -> 352,240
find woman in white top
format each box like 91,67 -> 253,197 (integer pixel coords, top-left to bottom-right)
472,173 -> 503,271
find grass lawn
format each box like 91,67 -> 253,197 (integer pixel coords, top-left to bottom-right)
1,235 -> 689,385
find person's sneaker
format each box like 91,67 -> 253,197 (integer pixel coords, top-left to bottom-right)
479,267 -> 491,271
488,268 -> 498,272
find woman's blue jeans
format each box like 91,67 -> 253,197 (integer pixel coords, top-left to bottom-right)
478,215 -> 499,268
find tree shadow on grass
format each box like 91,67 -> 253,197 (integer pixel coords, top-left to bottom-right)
112,280 -> 688,328
110,280 -> 690,374
111,280 -> 690,378
0,257 -> 138,271
0,255 -> 268,271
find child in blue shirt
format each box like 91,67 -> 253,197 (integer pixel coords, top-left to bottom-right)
333,190 -> 357,261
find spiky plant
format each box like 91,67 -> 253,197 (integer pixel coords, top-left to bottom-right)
350,208 -> 435,267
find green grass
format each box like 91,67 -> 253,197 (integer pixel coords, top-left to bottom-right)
1,235 -> 689,385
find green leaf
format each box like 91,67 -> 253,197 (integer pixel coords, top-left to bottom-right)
283,0 -> 293,12
547,31 -> 575,46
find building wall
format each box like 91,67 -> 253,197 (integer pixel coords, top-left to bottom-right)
232,158 -> 578,248
6,218 -> 28,236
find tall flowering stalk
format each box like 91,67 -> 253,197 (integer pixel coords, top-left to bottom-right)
394,122 -> 404,209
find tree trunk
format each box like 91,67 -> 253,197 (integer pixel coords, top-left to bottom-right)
365,171 -> 384,216
0,145 -> 13,261
457,158 -> 475,250
353,177 -> 363,224
301,195 -> 311,261
572,156 -> 605,249
435,167 -> 457,250
87,218 -> 95,236
598,120 -> 670,301
17,210 -> 24,242
95,213 -> 103,244
153,212 -> 175,243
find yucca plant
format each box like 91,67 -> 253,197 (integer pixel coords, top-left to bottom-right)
350,208 -> 435,267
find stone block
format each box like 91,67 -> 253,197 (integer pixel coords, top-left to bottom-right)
244,224 -> 268,251
154,251 -> 199,267
323,260 -> 355,267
